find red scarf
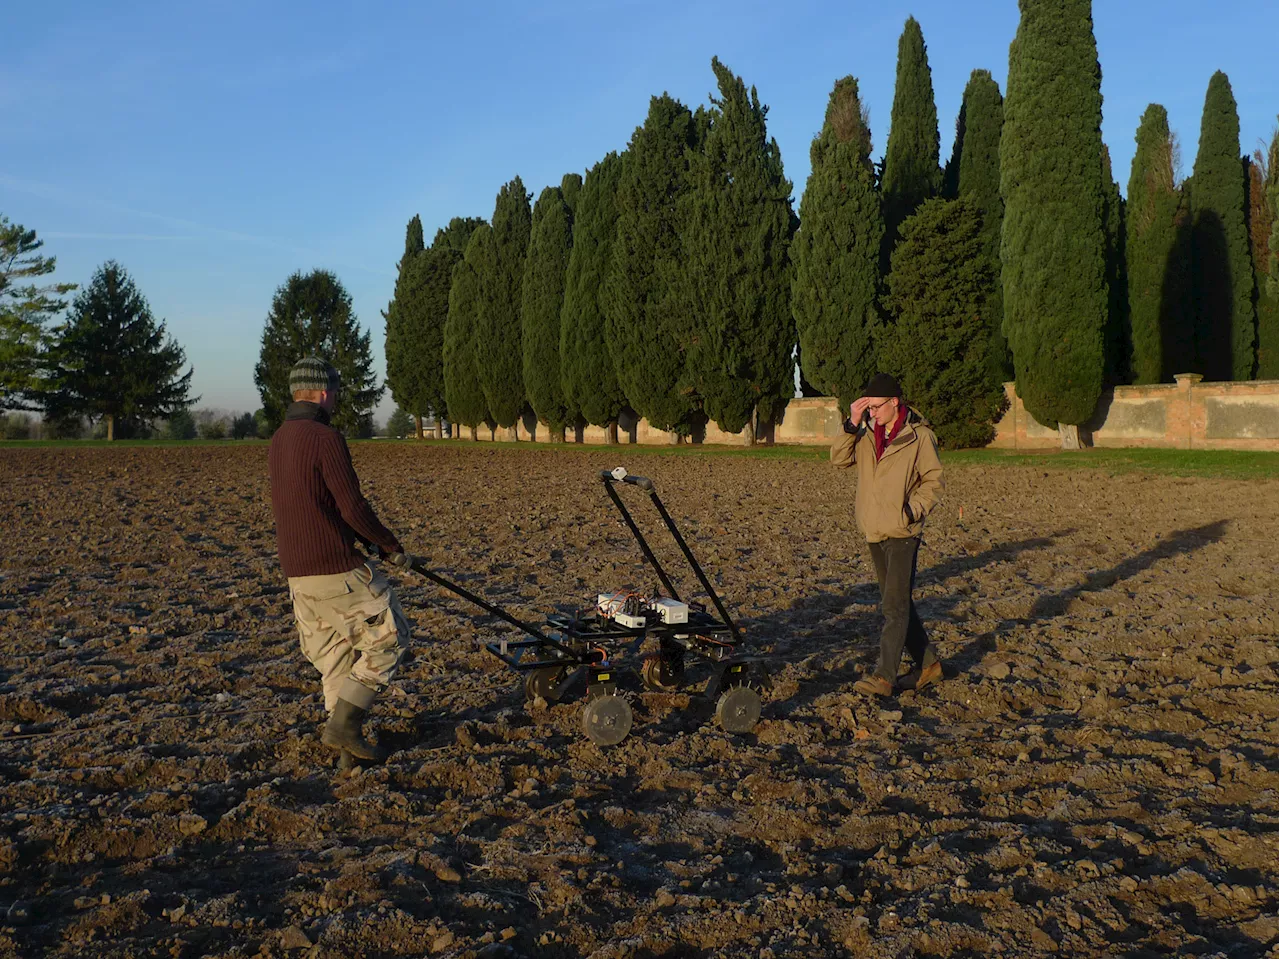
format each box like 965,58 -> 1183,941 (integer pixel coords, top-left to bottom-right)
873,405 -> 908,460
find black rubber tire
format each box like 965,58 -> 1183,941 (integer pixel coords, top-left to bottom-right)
640,654 -> 684,692
524,666 -> 565,703
716,685 -> 761,733
581,694 -> 633,746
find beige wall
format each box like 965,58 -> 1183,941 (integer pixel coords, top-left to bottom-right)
450,378 -> 1279,451
990,375 -> 1279,451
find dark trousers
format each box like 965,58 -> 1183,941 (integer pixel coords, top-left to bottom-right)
868,536 -> 938,682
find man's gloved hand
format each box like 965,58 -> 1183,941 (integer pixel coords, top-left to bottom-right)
385,551 -> 426,571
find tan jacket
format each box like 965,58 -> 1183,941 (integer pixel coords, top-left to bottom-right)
831,410 -> 943,543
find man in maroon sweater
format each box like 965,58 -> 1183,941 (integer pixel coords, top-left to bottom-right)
268,356 -> 410,762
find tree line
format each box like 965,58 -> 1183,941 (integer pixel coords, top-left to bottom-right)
2,3 -> 1275,449
385,9 -> 1278,449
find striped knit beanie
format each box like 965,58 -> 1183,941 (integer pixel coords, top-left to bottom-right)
289,356 -> 340,394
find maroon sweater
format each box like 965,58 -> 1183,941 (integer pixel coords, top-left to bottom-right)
268,403 -> 401,578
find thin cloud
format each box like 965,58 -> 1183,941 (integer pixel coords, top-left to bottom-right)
43,231 -> 198,241
0,171 -> 392,278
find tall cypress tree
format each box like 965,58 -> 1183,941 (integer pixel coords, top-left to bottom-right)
434,217 -> 487,253
1101,146 -> 1129,384
1126,105 -> 1183,383
880,16 -> 942,274
1190,71 -> 1256,381
1247,133 -> 1278,378
444,225 -> 493,437
946,69 -> 1008,381
561,173 -> 583,216
881,198 -> 1008,449
521,185 -> 574,439
1001,0 -> 1108,446
383,216 -> 428,436
680,58 -> 796,435
605,95 -> 700,434
562,152 -> 627,437
475,177 -> 533,430
791,76 -> 882,410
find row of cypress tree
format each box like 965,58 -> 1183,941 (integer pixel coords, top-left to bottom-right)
385,6 -> 1277,449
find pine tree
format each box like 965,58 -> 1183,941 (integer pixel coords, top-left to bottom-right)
444,225 -> 493,436
882,198 -> 1008,448
945,69 -> 1008,381
386,407 -> 413,439
474,177 -> 532,431
1101,146 -> 1129,383
254,269 -> 382,435
1190,71 -> 1256,380
605,95 -> 700,433
1126,105 -> 1184,383
880,17 -> 942,273
0,216 -> 76,409
43,262 -> 194,440
383,216 -> 429,436
791,76 -> 883,410
561,153 -> 628,437
1247,133 -> 1278,378
521,185 -> 574,439
1001,0 -> 1108,446
679,58 -> 796,435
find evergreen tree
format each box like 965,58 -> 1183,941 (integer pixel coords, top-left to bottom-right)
386,406 -> 413,439
443,225 -> 493,436
43,262 -> 194,440
1101,146 -> 1129,383
474,177 -> 532,430
882,197 -> 1008,448
946,69 -> 1008,380
1190,71 -> 1256,380
1247,133 -> 1278,378
605,95 -> 700,433
880,17 -> 942,273
254,269 -> 382,435
1126,105 -> 1184,383
1000,0 -> 1108,445
521,185 -> 574,438
680,58 -> 797,435
791,76 -> 883,410
434,217 -> 487,253
561,173 -> 583,216
382,216 -> 430,436
561,153 -> 628,437
0,216 -> 76,409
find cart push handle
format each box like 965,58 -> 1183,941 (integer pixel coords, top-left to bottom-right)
599,467 -> 653,491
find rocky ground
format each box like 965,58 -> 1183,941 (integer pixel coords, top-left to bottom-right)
0,443 -> 1275,958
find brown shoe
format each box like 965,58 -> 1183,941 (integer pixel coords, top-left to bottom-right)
852,674 -> 894,698
902,661 -> 944,692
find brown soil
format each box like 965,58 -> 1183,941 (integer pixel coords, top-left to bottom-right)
0,444 -> 1275,959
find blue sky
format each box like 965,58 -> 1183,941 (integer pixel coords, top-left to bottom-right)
3,0 -> 1276,420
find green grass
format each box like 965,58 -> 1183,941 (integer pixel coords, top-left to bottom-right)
2,436 -> 1274,479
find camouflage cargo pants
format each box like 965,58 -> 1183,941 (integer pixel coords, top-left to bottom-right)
287,561 -> 410,712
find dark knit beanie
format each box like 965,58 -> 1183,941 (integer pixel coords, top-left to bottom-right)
862,372 -> 903,399
289,356 -> 339,393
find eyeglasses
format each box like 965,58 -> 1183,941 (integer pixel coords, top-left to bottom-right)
866,399 -> 895,414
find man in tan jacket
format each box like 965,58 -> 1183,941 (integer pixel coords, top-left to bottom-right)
831,373 -> 944,697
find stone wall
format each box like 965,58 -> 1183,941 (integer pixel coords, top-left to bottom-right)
447,378 -> 1279,451
989,375 -> 1279,451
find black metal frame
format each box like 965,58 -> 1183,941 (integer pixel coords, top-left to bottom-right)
393,470 -> 763,704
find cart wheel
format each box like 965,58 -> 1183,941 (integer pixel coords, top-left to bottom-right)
640,654 -> 684,692
581,694 -> 633,747
716,685 -> 761,734
524,666 -> 565,703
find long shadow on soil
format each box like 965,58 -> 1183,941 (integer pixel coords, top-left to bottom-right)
747,532 -> 1071,717
946,520 -> 1230,673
